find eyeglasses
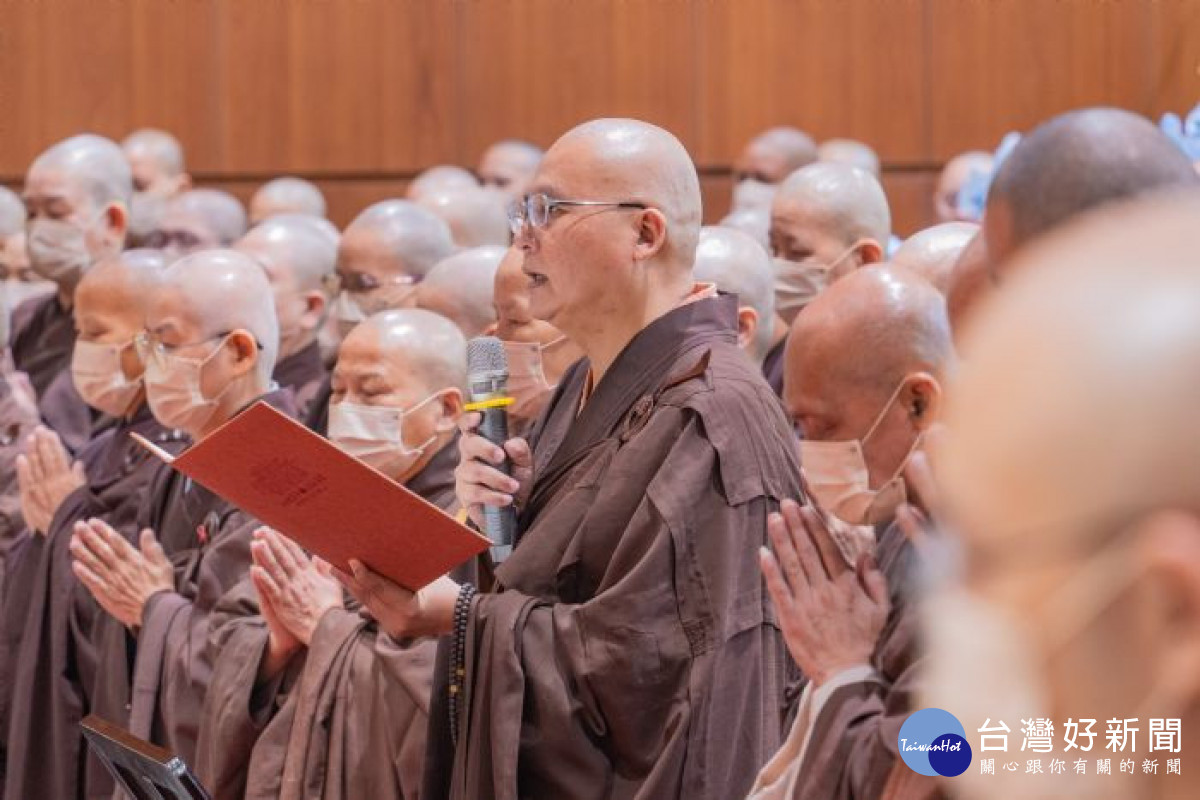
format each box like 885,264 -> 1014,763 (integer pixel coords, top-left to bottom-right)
323,271 -> 418,296
143,228 -> 207,252
134,330 -> 262,368
506,192 -> 648,237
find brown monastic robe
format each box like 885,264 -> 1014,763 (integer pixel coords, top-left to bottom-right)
197,439 -> 461,800
273,340 -> 328,422
0,404 -> 185,800
424,293 -> 803,800
0,364 -> 42,599
10,293 -> 98,452
83,390 -> 295,799
761,336 -> 786,398
748,521 -> 933,799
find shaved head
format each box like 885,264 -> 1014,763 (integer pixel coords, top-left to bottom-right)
818,138 -> 881,177
250,176 -> 327,224
418,186 -> 510,248
936,150 -> 993,222
346,308 -> 467,393
985,107 -> 1197,264
79,247 -> 166,302
156,189 -> 248,254
891,221 -> 979,294
774,163 -> 891,247
478,139 -> 543,197
417,245 -> 504,338
236,214 -> 336,294
156,249 -> 279,379
718,206 -> 770,250
736,126 -> 818,185
407,166 -> 479,203
0,187 -> 25,238
341,200 -> 455,281
122,129 -> 186,179
29,133 -> 133,211
693,226 -> 774,360
944,230 -> 994,341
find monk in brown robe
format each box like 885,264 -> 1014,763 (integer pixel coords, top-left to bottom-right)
145,188 -> 248,261
310,200 -> 455,434
1,251 -> 187,800
747,265 -> 952,799
234,214 -> 336,417
416,246 -> 504,339
487,247 -> 582,438
14,134 -> 132,452
121,128 -> 191,246
198,309 -> 468,800
890,222 -> 978,296
333,118 -> 802,800
692,225 -> 776,370
732,126 -> 817,213
763,162 -> 890,396
928,191 -> 1200,800
70,249 -> 292,797
477,139 -> 543,200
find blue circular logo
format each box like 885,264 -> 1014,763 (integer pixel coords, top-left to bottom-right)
898,708 -> 972,777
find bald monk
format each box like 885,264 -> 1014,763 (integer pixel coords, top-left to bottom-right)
818,138 -> 881,177
314,200 -> 454,433
249,176 -> 327,224
890,221 -> 978,294
488,248 -> 582,435
198,309 -> 468,800
477,139 -> 543,199
933,150 -> 992,222
147,188 -> 249,261
748,264 -> 952,800
418,186 -> 510,248
984,107 -> 1197,270
406,166 -> 479,203
416,246 -> 504,338
718,205 -> 770,251
122,129 -> 191,245
764,162 -> 891,394
16,134 -> 131,452
331,118 -> 802,800
1,251 -> 186,800
692,226 -> 777,368
733,126 -> 818,211
70,250 -> 294,794
927,192 -> 1200,799
0,187 -> 53,316
234,214 -> 335,415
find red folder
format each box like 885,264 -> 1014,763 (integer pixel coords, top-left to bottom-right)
133,401 -> 489,591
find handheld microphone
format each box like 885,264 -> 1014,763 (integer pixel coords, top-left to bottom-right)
465,336 -> 517,561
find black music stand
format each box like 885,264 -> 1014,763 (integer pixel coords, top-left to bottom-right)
81,715 -> 210,800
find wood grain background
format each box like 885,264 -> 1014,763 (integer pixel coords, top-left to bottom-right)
1,0 -> 1196,235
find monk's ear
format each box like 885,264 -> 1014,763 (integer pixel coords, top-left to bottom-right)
632,208 -> 668,263
1136,511 -> 1200,711
436,388 -> 464,431
906,372 -> 942,430
856,238 -> 885,266
300,290 -> 326,331
225,330 -> 260,375
736,306 -> 758,350
101,202 -> 128,246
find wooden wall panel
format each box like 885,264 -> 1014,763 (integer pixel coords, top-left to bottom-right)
1148,0 -> 1200,117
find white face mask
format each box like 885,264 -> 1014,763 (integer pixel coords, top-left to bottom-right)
328,393 -> 440,478
502,335 -> 566,422
71,339 -> 143,417
143,335 -> 236,434
798,378 -> 921,526
773,244 -> 857,325
26,215 -> 99,285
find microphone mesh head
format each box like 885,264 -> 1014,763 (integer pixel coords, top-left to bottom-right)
467,335 -> 508,375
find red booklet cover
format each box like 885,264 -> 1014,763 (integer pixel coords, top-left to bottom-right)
133,401 -> 489,591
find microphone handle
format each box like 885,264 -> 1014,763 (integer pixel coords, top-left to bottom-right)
476,402 -> 517,559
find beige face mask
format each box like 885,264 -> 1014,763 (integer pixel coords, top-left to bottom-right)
71,338 -> 143,417
27,212 -> 101,285
798,378 -> 921,526
773,244 -> 856,324
328,393 -> 440,478
502,335 -> 566,421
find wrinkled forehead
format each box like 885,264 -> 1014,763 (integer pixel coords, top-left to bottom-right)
337,330 -> 427,388
23,165 -> 91,207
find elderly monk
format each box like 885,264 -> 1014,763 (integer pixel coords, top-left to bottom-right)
692,225 -> 777,368
890,221 -> 979,295
198,309 -> 467,800
70,250 -> 293,794
933,150 -> 992,223
733,126 -> 818,212
0,251 -> 186,800
249,176 -> 327,224
477,139 -> 543,199
984,107 -> 1197,270
16,134 -> 131,452
332,118 -> 802,800
416,246 -> 504,338
147,188 -> 249,261
406,165 -> 479,203
418,186 -> 510,248
927,192 -> 1200,800
311,200 -> 455,433
488,247 -> 582,436
748,264 -> 952,800
0,187 -> 53,316
122,129 -> 190,245
234,214 -> 336,415
763,162 -> 890,394
818,138 -> 882,177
